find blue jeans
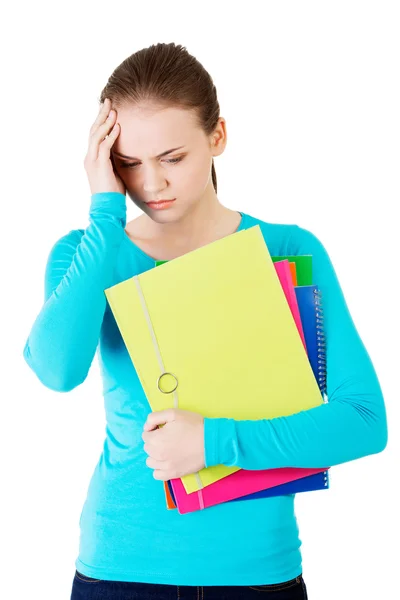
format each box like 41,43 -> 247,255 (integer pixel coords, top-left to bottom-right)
70,570 -> 308,599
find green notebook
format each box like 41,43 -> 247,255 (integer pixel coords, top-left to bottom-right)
156,255 -> 312,285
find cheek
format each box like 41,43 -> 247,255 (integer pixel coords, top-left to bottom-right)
179,158 -> 211,189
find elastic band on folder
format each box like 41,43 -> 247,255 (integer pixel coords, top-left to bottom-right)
198,489 -> 205,510
134,275 -> 205,496
134,276 -> 179,409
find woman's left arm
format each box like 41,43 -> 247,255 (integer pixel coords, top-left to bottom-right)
203,225 -> 388,471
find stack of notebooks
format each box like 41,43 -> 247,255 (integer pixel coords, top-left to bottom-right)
105,225 -> 329,514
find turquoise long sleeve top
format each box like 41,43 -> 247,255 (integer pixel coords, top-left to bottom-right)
22,192 -> 388,586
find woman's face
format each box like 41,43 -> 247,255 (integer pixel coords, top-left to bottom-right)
111,103 -> 226,222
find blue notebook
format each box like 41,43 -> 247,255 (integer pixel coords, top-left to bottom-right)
167,470 -> 329,504
295,284 -> 327,400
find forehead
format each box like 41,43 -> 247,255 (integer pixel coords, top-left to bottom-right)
112,104 -> 199,157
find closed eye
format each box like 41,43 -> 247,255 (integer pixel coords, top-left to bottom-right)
120,156 -> 184,169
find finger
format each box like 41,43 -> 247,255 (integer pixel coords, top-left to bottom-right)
153,469 -> 172,482
88,114 -> 118,163
147,458 -> 178,480
143,442 -> 152,455
143,442 -> 166,461
143,422 -> 165,433
98,121 -> 120,158
146,456 -> 167,470
94,107 -> 116,142
146,409 -> 176,430
89,98 -> 111,136
143,420 -> 159,432
142,429 -> 161,444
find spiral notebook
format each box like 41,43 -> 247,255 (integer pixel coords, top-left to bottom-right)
295,285 -> 327,401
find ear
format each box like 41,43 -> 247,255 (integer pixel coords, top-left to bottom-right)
210,117 -> 227,157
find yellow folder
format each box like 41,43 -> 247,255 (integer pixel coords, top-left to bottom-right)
104,225 -> 324,494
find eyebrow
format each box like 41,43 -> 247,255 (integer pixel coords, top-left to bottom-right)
112,146 -> 185,160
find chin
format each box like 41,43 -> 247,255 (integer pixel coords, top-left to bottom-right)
144,207 -> 178,221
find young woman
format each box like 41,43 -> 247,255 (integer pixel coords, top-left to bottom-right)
23,42 -> 388,600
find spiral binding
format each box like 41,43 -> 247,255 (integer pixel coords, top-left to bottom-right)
313,287 -> 327,402
313,287 -> 330,488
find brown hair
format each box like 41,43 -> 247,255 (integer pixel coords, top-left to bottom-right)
99,42 -> 220,193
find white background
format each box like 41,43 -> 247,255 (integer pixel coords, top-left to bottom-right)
3,1 -> 399,598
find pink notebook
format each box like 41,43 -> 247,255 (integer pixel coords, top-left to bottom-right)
170,465 -> 327,514
170,259 -> 326,514
274,260 -> 307,352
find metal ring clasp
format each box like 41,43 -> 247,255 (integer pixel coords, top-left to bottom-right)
157,372 -> 178,394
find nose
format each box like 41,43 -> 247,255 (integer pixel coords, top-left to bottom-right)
142,164 -> 168,195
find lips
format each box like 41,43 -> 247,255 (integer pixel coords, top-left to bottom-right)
147,199 -> 175,204
146,198 -> 176,210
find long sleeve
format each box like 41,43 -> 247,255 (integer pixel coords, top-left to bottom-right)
22,192 -> 127,393
203,225 -> 388,470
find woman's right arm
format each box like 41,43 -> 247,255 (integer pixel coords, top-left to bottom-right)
22,191 -> 127,392
23,97 -> 127,392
